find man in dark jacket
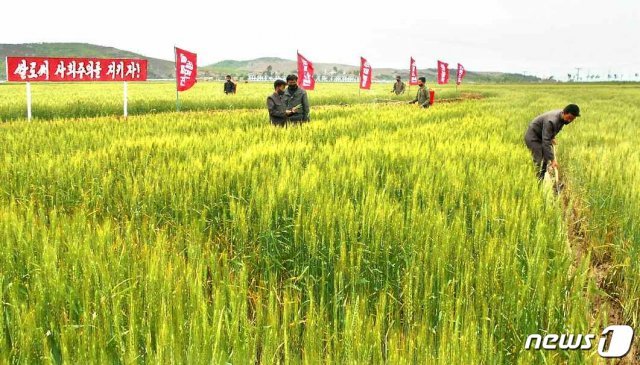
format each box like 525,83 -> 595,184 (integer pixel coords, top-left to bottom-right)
392,76 -> 406,95
224,75 -> 237,95
524,104 -> 580,180
267,79 -> 296,126
283,74 -> 310,123
408,77 -> 430,108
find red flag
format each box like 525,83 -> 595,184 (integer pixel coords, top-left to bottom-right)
456,63 -> 466,85
175,47 -> 197,92
297,52 -> 315,90
359,57 -> 372,90
409,57 -> 419,86
437,60 -> 449,85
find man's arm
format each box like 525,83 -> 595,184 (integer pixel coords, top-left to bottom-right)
541,120 -> 556,161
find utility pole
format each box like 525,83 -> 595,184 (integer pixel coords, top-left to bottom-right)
575,67 -> 582,82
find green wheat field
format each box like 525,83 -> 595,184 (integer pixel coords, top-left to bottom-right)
0,82 -> 638,363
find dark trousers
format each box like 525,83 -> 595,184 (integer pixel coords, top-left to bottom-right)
525,138 -> 548,180
288,114 -> 309,123
270,118 -> 306,127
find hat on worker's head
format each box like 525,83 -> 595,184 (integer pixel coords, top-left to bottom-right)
563,104 -> 581,117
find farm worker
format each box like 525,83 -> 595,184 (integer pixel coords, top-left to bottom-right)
283,74 -> 310,123
224,75 -> 237,95
267,79 -> 296,127
524,104 -> 580,180
408,77 -> 430,108
392,76 -> 406,95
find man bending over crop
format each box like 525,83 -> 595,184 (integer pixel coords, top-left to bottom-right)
524,104 -> 580,180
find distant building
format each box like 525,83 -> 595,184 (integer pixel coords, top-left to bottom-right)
247,72 -> 359,83
247,73 -> 286,82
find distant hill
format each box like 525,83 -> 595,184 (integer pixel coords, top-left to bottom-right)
1,43 -> 176,79
203,57 -> 542,83
1,43 -> 542,83
202,57 -> 360,77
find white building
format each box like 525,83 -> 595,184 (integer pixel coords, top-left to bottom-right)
247,72 -> 360,83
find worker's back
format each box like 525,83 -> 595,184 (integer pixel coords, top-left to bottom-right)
525,110 -> 564,141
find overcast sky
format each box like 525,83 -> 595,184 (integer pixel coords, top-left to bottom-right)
2,0 -> 639,79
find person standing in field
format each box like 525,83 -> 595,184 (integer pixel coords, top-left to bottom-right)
224,75 -> 237,95
267,80 -> 297,127
524,104 -> 580,180
392,76 -> 406,95
408,77 -> 430,108
283,74 -> 310,123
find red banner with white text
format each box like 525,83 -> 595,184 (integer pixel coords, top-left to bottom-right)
437,60 -> 449,84
175,47 -> 197,92
6,57 -> 147,82
409,57 -> 418,86
456,63 -> 466,85
297,52 -> 315,90
359,57 -> 372,90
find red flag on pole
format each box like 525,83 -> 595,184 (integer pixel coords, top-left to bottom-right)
297,52 -> 315,90
437,60 -> 449,85
175,47 -> 197,92
409,57 -> 419,86
456,63 -> 466,85
359,57 -> 372,90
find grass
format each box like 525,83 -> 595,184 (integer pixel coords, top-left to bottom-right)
0,82 -> 461,122
0,82 -> 638,363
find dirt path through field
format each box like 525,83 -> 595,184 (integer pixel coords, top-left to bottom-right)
556,168 -> 634,363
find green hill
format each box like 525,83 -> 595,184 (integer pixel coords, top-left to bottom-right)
2,43 -> 543,83
1,43 -> 176,80
202,57 -> 359,77
204,58 -> 542,83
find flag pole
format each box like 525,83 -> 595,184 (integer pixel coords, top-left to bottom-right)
123,81 -> 128,118
296,49 -> 300,82
408,57 -> 412,94
26,82 -> 32,121
174,46 -> 180,112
